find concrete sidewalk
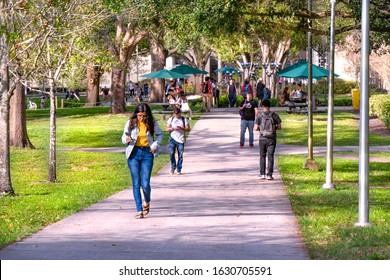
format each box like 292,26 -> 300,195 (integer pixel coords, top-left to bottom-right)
0,109 -> 311,260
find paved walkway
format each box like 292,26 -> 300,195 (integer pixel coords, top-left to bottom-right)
1,108 -> 388,260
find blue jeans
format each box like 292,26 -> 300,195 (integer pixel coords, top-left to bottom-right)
228,94 -> 236,108
127,146 -> 154,212
240,119 -> 254,145
168,137 -> 184,171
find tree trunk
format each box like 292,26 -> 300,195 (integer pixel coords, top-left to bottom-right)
9,81 -> 35,148
85,65 -> 101,107
109,67 -> 126,114
0,64 -> 15,195
149,33 -> 166,102
48,79 -> 56,182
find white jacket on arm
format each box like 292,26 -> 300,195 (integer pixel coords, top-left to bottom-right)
122,119 -> 163,158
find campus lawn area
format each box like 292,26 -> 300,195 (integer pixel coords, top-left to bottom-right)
277,155 -> 390,259
276,110 -> 390,259
1,107 -> 389,259
1,105 -> 200,249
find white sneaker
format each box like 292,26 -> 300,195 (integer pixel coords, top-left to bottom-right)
258,174 -> 266,180
169,169 -> 174,175
177,171 -> 182,175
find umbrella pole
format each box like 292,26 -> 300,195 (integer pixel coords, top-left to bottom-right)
304,0 -> 319,171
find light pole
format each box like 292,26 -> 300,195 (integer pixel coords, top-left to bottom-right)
355,0 -> 370,227
136,45 -> 139,82
262,62 -> 281,95
241,62 -> 250,80
323,0 -> 336,190
304,0 -> 319,171
249,63 -> 259,87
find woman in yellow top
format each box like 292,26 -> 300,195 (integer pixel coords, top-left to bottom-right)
122,103 -> 163,219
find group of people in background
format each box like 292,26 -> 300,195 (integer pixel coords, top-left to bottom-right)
165,80 -> 193,119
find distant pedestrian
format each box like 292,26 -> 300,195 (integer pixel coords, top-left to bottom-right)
255,99 -> 282,180
213,86 -> 220,107
102,86 -> 109,101
133,83 -> 142,103
238,92 -> 258,148
227,79 -> 237,108
177,92 -> 193,120
166,107 -> 191,175
241,78 -> 253,99
122,103 -> 163,219
200,76 -> 212,112
40,94 -> 46,109
129,81 -> 134,96
256,78 -> 265,106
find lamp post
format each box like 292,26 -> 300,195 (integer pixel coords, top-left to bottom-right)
241,62 -> 250,80
136,45 -> 139,82
355,0 -> 370,227
304,0 -> 319,171
262,62 -> 281,95
323,0 -> 336,190
249,63 -> 260,87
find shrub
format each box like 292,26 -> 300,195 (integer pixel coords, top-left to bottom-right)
334,96 -> 352,106
183,83 -> 195,94
370,94 -> 390,128
313,79 -> 358,95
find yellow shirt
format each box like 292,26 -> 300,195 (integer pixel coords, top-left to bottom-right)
135,120 -> 149,147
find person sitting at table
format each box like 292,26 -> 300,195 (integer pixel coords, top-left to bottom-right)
177,92 -> 192,120
167,94 -> 180,110
291,83 -> 307,102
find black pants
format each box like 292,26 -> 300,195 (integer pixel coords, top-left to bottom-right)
259,138 -> 276,176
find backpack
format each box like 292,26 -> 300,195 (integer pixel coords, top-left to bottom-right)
202,82 -> 209,93
260,112 -> 276,138
262,88 -> 271,100
243,84 -> 250,94
169,116 -> 185,128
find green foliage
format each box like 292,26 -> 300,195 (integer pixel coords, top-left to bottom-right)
313,79 -> 358,95
370,94 -> 390,128
334,96 -> 352,106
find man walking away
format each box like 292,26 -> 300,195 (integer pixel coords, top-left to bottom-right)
238,93 -> 258,148
254,99 -> 282,180
256,78 -> 265,106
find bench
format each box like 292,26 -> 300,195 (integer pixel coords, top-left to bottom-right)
286,101 -> 308,114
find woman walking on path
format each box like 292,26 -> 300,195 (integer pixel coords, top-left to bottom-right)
122,103 -> 163,219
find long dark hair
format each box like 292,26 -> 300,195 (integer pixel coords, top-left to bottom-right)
129,103 -> 155,135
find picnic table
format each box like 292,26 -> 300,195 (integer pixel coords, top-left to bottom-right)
287,98 -> 308,114
150,102 -> 175,120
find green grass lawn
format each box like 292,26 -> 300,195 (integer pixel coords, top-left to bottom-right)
277,111 -> 389,146
277,154 -> 390,259
1,105 -> 200,249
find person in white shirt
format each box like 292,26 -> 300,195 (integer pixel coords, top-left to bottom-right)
166,107 -> 191,175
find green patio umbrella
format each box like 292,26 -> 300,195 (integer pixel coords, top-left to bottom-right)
277,62 -> 338,79
140,69 -> 189,79
214,66 -> 238,73
277,60 -> 307,76
171,64 -> 208,75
